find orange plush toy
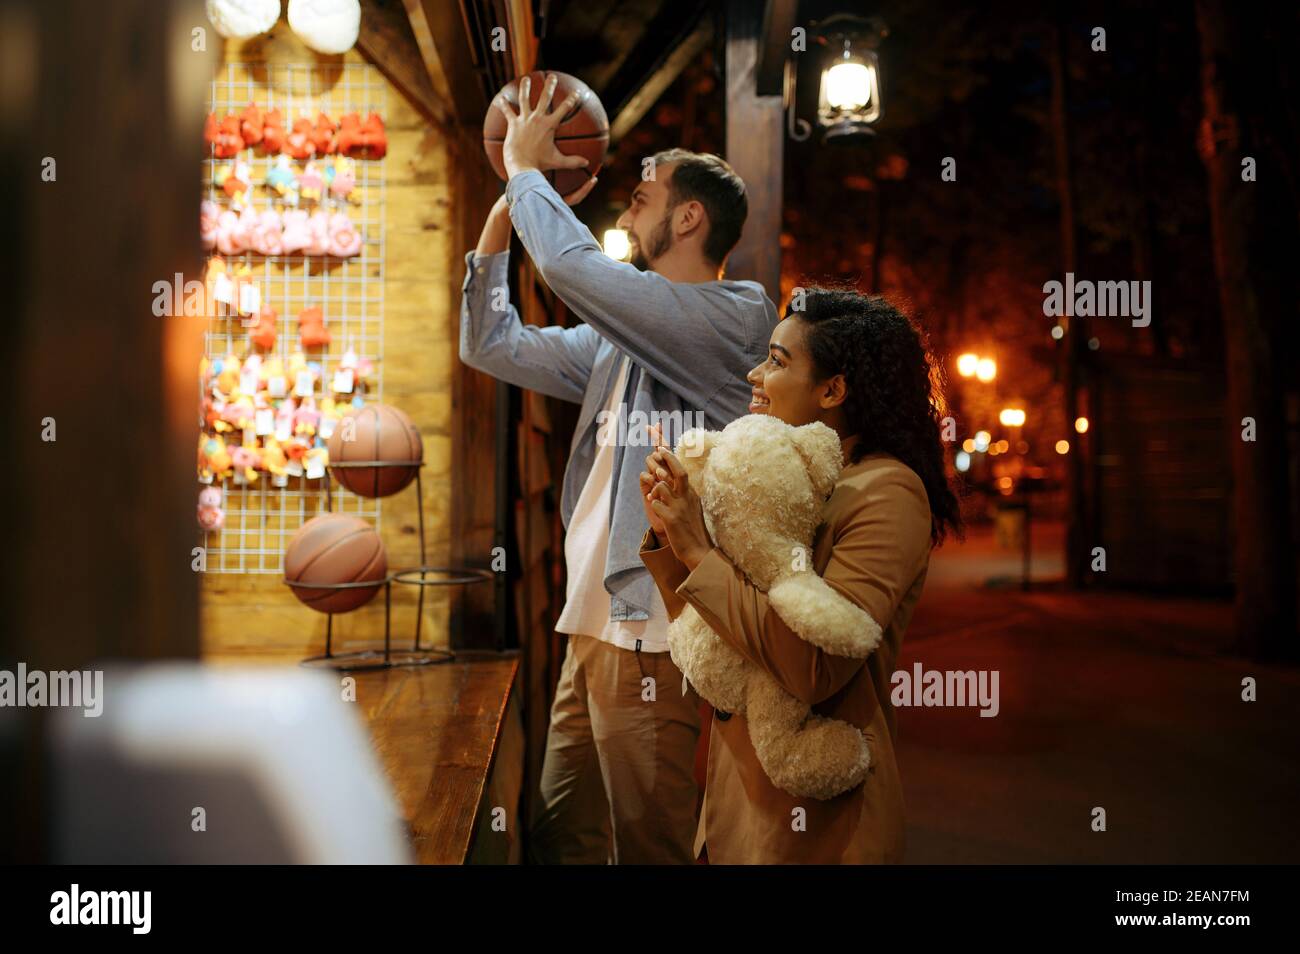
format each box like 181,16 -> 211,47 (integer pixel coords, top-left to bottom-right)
250,304 -> 277,350
239,103 -> 265,147
358,113 -> 387,159
261,108 -> 286,153
284,117 -> 316,160
204,112 -> 245,158
298,306 -> 330,347
309,112 -> 337,155
336,113 -> 386,159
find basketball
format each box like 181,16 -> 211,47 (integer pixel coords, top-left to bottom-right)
483,70 -> 608,197
327,404 -> 423,498
284,513 -> 387,614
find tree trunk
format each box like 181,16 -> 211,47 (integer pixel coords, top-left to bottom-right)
1196,0 -> 1297,660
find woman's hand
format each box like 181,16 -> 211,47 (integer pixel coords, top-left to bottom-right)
646,448 -> 713,571
640,425 -> 669,544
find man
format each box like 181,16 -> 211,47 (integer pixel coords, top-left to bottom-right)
460,74 -> 777,863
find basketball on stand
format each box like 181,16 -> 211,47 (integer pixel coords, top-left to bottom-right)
284,514 -> 387,615
482,71 -> 608,198
327,404 -> 423,499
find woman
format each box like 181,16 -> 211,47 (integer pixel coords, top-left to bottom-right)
639,288 -> 961,864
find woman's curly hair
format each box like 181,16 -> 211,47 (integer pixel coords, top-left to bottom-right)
791,287 -> 962,546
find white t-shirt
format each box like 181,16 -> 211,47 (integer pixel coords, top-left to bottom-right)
554,356 -> 670,652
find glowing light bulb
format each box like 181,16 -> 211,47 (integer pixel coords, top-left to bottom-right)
602,229 -> 630,261
823,62 -> 872,109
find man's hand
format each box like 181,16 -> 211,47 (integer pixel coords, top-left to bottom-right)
494,74 -> 592,181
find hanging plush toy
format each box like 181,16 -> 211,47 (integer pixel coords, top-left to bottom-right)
239,103 -> 265,146
197,485 -> 226,530
262,108 -> 286,153
231,442 -> 262,484
206,0 -> 281,39
327,211 -> 362,257
287,0 -> 360,55
217,159 -> 254,208
309,113 -> 337,155
280,209 -> 311,254
250,303 -> 278,349
200,200 -> 221,249
298,160 -> 324,203
204,112 -> 245,158
284,117 -> 316,160
336,112 -> 386,159
327,155 -> 357,202
265,154 -> 299,202
198,436 -> 234,482
297,306 -> 330,347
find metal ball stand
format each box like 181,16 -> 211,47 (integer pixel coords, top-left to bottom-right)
292,458 -> 492,672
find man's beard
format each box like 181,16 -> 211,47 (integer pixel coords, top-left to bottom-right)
629,212 -> 674,270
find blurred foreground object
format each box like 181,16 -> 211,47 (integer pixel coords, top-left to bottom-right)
49,665 -> 412,864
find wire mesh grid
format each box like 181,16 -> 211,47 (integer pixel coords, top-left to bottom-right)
201,61 -> 386,574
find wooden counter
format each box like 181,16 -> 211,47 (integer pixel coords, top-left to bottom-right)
205,650 -> 523,864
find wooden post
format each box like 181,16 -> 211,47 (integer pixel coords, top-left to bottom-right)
724,0 -> 784,299
0,0 -> 213,860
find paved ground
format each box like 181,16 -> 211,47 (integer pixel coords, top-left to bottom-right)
898,521 -> 1300,863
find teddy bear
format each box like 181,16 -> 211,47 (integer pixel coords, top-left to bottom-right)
667,414 -> 883,800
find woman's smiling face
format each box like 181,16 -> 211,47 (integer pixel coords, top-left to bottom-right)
746,317 -> 830,427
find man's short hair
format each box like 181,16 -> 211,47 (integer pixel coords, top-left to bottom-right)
651,149 -> 748,265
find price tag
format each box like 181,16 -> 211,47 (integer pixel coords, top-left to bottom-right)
240,368 -> 259,395
212,272 -> 234,305
267,375 -> 287,398
238,281 -> 260,315
285,459 -> 303,477
318,416 -> 336,439
305,456 -> 326,480
255,408 -> 274,436
293,370 -> 315,397
331,368 -> 354,393
275,415 -> 293,442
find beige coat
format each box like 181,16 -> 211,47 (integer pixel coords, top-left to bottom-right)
640,452 -> 933,864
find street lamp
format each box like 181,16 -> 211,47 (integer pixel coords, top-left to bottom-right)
999,408 -> 1026,427
976,358 -> 997,382
957,353 -> 979,377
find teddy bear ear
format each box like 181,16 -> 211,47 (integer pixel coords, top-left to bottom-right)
674,428 -> 718,465
789,422 -> 843,498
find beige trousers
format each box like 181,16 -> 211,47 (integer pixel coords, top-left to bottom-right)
530,633 -> 700,864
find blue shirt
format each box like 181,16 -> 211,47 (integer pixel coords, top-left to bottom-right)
459,169 -> 777,621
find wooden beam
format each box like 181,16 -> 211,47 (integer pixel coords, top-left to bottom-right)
405,0 -> 490,126
358,0 -> 451,128
724,0 -> 783,299
609,14 -> 714,145
755,0 -> 799,96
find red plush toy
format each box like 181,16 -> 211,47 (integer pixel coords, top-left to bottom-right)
309,112 -> 337,156
250,303 -> 277,350
261,108 -> 286,153
239,103 -> 264,147
358,113 -> 387,159
204,112 -> 245,158
298,306 -> 330,347
284,117 -> 316,160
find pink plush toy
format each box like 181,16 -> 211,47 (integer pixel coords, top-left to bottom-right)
200,200 -> 221,249
299,161 -> 324,202
306,211 -> 332,256
231,444 -> 261,483
197,485 -> 225,530
281,209 -> 312,255
293,396 -> 321,437
327,212 -> 362,257
215,209 -> 248,255
250,209 -> 284,256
